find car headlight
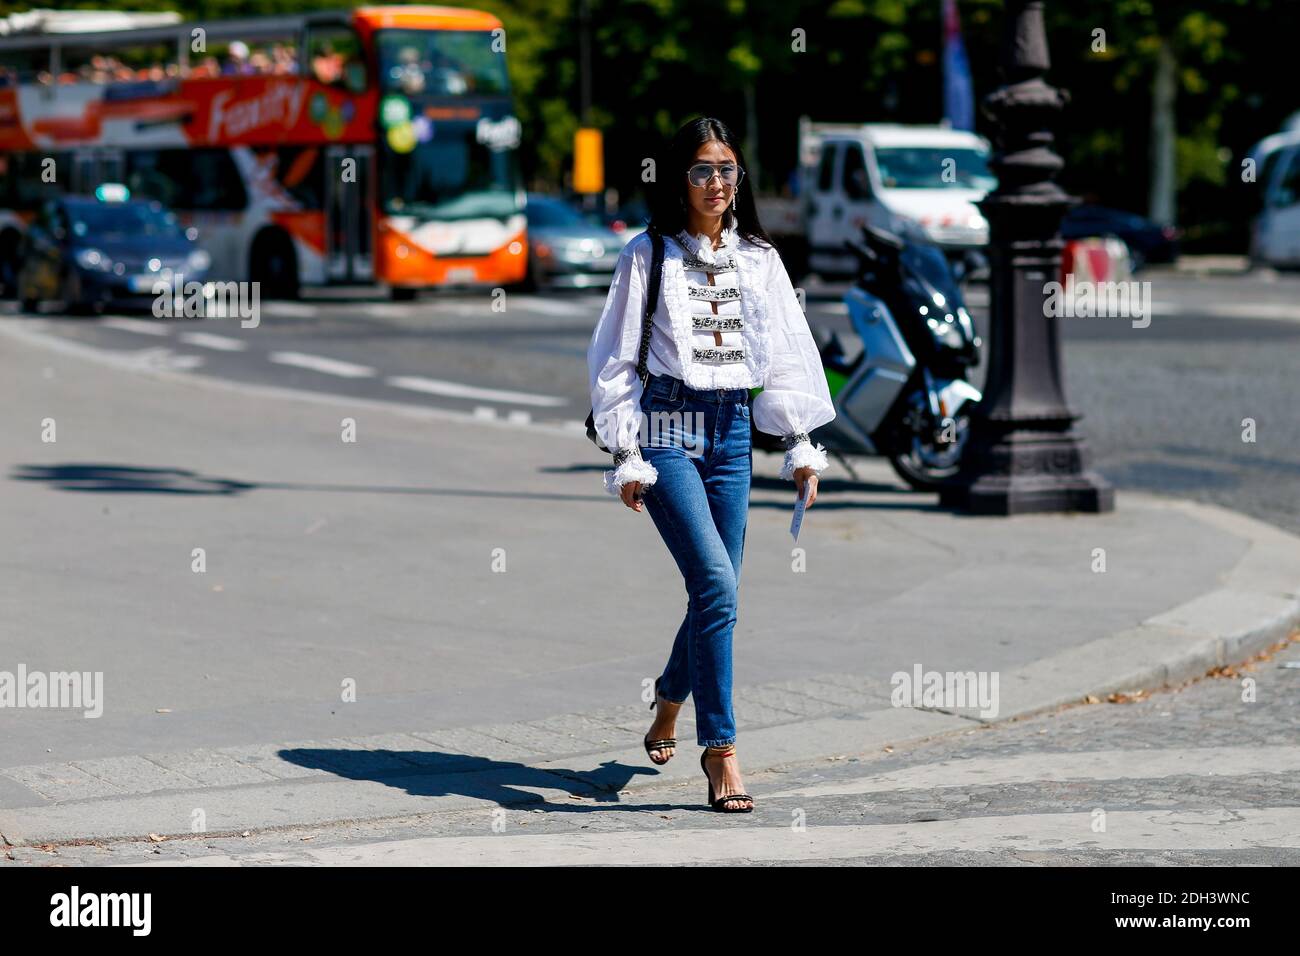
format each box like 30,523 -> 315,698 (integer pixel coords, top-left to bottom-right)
187,249 -> 211,272
74,248 -> 112,271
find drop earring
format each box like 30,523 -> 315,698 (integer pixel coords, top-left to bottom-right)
731,190 -> 737,211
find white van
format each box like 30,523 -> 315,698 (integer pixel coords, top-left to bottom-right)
1251,140 -> 1300,267
801,123 -> 996,278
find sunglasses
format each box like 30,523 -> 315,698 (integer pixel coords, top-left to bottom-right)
686,163 -> 745,188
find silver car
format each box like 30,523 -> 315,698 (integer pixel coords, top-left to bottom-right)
523,193 -> 623,290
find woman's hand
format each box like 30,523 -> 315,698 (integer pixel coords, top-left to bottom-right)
793,467 -> 819,507
620,481 -> 645,512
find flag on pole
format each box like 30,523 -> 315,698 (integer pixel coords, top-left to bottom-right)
942,0 -> 975,131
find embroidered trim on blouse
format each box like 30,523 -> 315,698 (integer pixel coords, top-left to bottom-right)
681,252 -> 737,273
692,314 -> 744,331
693,346 -> 745,364
687,285 -> 741,302
663,228 -> 768,390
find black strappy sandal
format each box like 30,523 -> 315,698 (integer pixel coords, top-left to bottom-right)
700,746 -> 754,812
643,677 -> 678,765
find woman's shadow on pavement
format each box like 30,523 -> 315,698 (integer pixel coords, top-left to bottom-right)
276,745 -> 695,815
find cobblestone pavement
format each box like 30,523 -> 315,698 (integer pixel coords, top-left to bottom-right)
7,633 -> 1294,867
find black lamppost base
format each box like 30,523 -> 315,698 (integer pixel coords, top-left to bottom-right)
940,473 -> 1115,515
940,428 -> 1116,514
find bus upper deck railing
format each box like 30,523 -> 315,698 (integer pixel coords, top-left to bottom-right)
0,11 -> 356,87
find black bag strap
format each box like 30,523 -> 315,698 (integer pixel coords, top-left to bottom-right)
635,230 -> 665,385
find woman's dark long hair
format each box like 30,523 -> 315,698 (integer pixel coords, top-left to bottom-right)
645,116 -> 774,248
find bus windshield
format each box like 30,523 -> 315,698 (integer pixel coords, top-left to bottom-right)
377,29 -> 508,96
875,147 -> 996,191
381,135 -> 519,220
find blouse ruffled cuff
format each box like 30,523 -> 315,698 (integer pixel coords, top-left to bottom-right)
603,445 -> 658,496
778,434 -> 830,481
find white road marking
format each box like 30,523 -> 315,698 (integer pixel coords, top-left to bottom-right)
763,746 -> 1300,799
263,302 -> 316,318
505,410 -> 532,425
135,807 -> 1300,866
178,332 -> 247,352
511,295 -> 601,317
362,303 -> 426,318
268,351 -> 375,378
128,347 -> 204,371
0,318 -> 589,442
1210,302 -> 1300,321
101,317 -> 170,336
0,317 -> 585,444
386,375 -> 566,407
1145,300 -> 1300,321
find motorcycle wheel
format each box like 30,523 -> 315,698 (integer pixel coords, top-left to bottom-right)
887,400 -> 977,492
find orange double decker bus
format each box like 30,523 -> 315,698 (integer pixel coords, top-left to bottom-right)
0,6 -> 527,298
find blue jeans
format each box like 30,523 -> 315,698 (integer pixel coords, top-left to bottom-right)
638,372 -> 752,747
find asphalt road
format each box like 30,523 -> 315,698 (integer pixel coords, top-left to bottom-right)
1,266 -> 1297,868
3,264 -> 1297,531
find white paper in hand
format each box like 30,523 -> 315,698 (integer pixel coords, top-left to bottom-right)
790,480 -> 813,542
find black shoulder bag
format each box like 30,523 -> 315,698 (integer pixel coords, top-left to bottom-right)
584,229 -> 665,452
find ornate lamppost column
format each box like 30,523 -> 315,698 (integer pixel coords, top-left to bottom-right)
939,0 -> 1114,515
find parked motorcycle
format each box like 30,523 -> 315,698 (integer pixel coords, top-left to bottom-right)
754,223 -> 983,491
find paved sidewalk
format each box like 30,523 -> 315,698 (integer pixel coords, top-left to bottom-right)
1,321 -> 1298,848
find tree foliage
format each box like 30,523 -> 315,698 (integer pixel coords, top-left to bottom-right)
3,0 -> 1291,247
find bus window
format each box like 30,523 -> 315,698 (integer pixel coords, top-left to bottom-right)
5,153 -> 69,210
125,150 -> 190,208
307,27 -> 365,93
380,126 -> 519,220
273,147 -> 325,208
125,149 -> 246,211
377,30 -> 507,97
4,47 -> 52,85
207,35 -> 298,77
58,41 -> 178,84
188,150 -> 247,210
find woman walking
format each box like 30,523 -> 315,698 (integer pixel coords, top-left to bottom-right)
587,117 -> 834,812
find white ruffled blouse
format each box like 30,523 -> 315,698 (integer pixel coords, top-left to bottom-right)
587,225 -> 835,495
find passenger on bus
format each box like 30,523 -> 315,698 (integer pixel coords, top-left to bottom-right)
312,41 -> 344,84
223,41 -> 254,76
